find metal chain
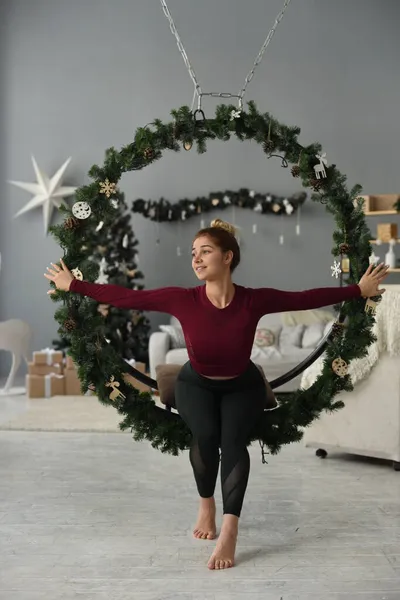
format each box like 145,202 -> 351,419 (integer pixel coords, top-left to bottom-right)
159,0 -> 292,112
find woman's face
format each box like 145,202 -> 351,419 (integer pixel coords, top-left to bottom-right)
191,235 -> 232,281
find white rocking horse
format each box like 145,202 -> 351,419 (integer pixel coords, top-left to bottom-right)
0,253 -> 33,394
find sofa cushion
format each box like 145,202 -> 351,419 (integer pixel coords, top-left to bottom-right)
254,327 -> 281,348
302,323 -> 325,348
159,324 -> 186,349
281,308 -> 335,326
279,324 -> 305,352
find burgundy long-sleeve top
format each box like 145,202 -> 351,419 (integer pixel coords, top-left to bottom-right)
69,279 -> 361,377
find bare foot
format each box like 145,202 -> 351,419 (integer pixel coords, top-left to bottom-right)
207,515 -> 238,569
193,497 -> 216,540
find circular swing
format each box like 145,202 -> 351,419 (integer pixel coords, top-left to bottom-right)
49,0 -> 378,457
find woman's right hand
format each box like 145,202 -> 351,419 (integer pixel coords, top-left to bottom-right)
44,258 -> 74,294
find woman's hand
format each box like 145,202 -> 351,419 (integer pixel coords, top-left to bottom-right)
358,262 -> 390,298
44,258 -> 74,294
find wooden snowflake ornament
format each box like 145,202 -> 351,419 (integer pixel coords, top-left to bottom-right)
99,178 -> 117,198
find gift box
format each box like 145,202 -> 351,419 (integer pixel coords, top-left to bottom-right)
65,355 -> 75,370
28,362 -> 63,377
33,348 -> 63,366
26,374 -> 65,398
65,368 -> 83,395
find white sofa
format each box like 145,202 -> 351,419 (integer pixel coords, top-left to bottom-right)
149,311 -> 334,393
303,353 -> 400,470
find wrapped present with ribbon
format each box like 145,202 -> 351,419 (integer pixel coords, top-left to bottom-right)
28,362 -> 63,377
32,347 -> 63,366
26,373 -> 65,398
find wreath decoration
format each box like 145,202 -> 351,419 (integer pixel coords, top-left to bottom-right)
49,101 -> 378,458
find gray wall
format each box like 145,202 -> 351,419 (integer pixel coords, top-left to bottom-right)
1,0 -> 400,377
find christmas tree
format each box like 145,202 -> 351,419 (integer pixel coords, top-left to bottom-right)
54,195 -> 150,364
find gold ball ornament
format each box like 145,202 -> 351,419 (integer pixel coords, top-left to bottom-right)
332,357 -> 349,378
71,268 -> 83,281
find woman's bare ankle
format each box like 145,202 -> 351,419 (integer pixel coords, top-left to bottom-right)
221,513 -> 239,532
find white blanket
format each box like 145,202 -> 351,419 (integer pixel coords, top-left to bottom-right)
301,290 -> 400,389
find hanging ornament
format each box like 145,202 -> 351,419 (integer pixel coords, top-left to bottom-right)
330,260 -> 342,279
291,151 -> 303,178
168,209 -> 173,220
132,311 -> 141,326
122,234 -> 129,248
111,199 -> 119,209
291,165 -> 301,178
99,178 -> 117,198
223,195 -> 231,205
97,304 -> 110,318
249,190 -> 255,198
263,121 -> 274,153
369,251 -> 380,266
189,203 -> 196,211
314,153 -> 328,179
181,210 -> 187,220
329,321 -> 346,339
183,140 -> 192,151
296,204 -> 301,236
143,147 -> 155,161
72,201 -> 91,220
365,298 -> 378,316
339,242 -> 350,254
148,207 -> 156,218
197,204 -> 202,214
252,224 -> 257,234
310,178 -> 324,192
106,375 -> 126,402
96,257 -> 109,284
211,198 -> 219,206
332,357 -> 348,378
64,317 -> 77,332
272,203 -> 280,213
64,216 -> 80,230
71,268 -> 83,281
266,194 -> 272,203
9,156 -> 77,235
230,109 -> 241,121
96,220 -> 104,232
254,202 -> 263,213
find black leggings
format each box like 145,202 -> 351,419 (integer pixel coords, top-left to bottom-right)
175,361 -> 267,518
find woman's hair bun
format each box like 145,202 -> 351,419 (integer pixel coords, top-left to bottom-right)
210,218 -> 237,237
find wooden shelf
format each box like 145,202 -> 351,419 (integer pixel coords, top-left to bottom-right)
365,210 -> 398,216
342,267 -> 400,274
358,194 -> 400,215
370,238 -> 400,244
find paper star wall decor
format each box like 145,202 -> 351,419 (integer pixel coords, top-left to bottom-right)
9,156 -> 77,235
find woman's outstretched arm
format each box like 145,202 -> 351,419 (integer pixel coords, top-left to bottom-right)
44,258 -> 189,314
252,263 -> 389,316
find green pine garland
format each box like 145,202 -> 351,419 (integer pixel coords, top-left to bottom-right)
48,101 -> 379,458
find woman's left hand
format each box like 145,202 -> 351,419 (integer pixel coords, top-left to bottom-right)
358,263 -> 390,298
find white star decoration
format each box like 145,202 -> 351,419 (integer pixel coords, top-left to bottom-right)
9,156 -> 77,234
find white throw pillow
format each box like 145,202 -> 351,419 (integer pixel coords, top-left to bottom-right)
159,325 -> 186,349
302,322 -> 325,349
279,324 -> 305,352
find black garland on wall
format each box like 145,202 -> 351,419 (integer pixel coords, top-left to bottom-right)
131,189 -> 307,222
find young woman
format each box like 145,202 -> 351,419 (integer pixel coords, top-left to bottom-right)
45,219 -> 388,570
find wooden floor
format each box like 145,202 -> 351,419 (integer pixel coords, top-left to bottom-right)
1,409 -> 400,598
